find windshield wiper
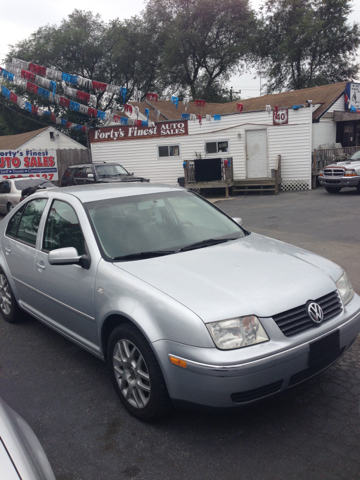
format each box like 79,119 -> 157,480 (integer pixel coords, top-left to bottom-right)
179,238 -> 236,252
113,250 -> 176,261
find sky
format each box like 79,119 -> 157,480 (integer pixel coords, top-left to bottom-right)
1,0 -> 360,99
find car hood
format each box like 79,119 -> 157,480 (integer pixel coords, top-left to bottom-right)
115,233 -> 343,323
325,160 -> 360,169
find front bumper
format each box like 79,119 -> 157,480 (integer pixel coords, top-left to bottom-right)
319,175 -> 360,188
152,294 -> 360,408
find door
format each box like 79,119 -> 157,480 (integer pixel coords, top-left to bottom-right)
246,130 -> 268,178
34,199 -> 98,351
1,198 -> 48,309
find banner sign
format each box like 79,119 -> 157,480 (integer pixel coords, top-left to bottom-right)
0,149 -> 58,181
345,82 -> 360,112
273,109 -> 288,125
89,121 -> 188,143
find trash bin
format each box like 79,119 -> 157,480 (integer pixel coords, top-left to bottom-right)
178,177 -> 185,187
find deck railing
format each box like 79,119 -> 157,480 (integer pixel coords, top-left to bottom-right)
313,146 -> 360,173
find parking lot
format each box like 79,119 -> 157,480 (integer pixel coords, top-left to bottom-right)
0,187 -> 359,480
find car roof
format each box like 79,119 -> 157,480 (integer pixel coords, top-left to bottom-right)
40,183 -> 184,203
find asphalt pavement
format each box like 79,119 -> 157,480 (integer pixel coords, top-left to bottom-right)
0,186 -> 359,480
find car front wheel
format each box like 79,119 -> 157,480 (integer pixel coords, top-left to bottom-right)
325,186 -> 342,194
0,270 -> 22,323
108,323 -> 173,421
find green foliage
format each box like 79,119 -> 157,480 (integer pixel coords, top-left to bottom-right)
257,0 -> 360,93
144,0 -> 257,100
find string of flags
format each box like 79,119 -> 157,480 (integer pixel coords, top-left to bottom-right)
0,84 -> 87,132
11,58 -> 127,102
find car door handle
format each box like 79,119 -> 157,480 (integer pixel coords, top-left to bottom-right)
4,246 -> 11,255
36,262 -> 46,271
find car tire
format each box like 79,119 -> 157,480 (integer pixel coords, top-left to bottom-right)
108,323 -> 173,421
7,203 -> 13,213
325,186 -> 342,194
0,269 -> 22,323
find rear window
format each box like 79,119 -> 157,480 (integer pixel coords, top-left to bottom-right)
15,178 -> 53,190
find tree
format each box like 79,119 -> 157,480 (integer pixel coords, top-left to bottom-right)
257,0 -> 360,93
143,0 -> 257,100
2,10 -> 161,138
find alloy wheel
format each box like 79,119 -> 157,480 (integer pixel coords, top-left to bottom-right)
113,339 -> 151,409
0,274 -> 12,316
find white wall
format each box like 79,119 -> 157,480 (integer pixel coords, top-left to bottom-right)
91,106 -> 313,190
21,127 -> 86,151
312,94 -> 345,149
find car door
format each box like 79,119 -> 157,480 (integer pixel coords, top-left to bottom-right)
34,199 -> 99,352
1,198 -> 49,309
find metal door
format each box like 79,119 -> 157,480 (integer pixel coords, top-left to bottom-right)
246,130 -> 268,178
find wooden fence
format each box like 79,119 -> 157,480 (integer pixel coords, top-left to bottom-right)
55,148 -> 92,185
313,146 -> 360,173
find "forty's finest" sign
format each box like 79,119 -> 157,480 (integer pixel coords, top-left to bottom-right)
89,121 -> 188,143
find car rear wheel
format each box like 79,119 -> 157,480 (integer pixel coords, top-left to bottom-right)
108,323 -> 173,421
0,270 -> 22,323
325,186 -> 342,194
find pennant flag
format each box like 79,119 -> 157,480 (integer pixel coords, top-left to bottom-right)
120,87 -> 127,104
171,96 -> 179,109
214,114 -> 221,121
198,114 -> 202,125
195,99 -> 206,107
145,108 -> 149,119
236,103 -> 243,113
181,113 -> 189,120
120,117 -> 128,125
147,92 -> 158,102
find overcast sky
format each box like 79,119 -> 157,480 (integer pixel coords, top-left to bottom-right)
1,0 -> 359,98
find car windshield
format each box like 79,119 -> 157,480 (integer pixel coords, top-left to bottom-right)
85,191 -> 245,260
95,164 -> 129,177
14,178 -> 54,190
350,150 -> 360,161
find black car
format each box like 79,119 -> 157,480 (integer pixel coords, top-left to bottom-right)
60,163 -> 149,187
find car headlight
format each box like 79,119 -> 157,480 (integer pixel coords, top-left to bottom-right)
336,271 -> 354,306
206,315 -> 269,350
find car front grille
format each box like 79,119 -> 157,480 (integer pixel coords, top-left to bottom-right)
272,291 -> 342,337
323,168 -> 345,177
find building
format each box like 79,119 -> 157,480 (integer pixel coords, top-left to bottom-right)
0,126 -> 87,151
89,81 -> 360,191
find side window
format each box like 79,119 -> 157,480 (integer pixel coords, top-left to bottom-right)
0,183 -> 4,194
43,200 -> 85,255
11,199 -> 48,246
2,181 -> 11,194
74,167 -> 86,179
6,206 -> 25,238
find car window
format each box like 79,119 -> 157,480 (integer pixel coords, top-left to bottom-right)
43,200 -> 85,255
95,164 -> 128,177
85,191 -> 244,259
74,167 -> 87,179
0,182 -> 4,194
7,199 -> 48,246
2,181 -> 11,194
6,206 -> 25,238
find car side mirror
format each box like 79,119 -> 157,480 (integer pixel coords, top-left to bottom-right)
48,247 -> 82,265
48,247 -> 91,269
130,172 -> 134,176
232,217 -> 242,226
87,173 -> 94,179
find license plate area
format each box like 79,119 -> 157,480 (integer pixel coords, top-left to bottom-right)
308,330 -> 340,367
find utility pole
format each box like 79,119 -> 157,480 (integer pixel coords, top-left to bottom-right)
229,87 -> 241,101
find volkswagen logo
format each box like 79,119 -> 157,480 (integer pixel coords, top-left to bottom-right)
307,302 -> 324,324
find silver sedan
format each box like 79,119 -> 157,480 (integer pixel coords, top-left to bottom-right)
0,183 -> 359,421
